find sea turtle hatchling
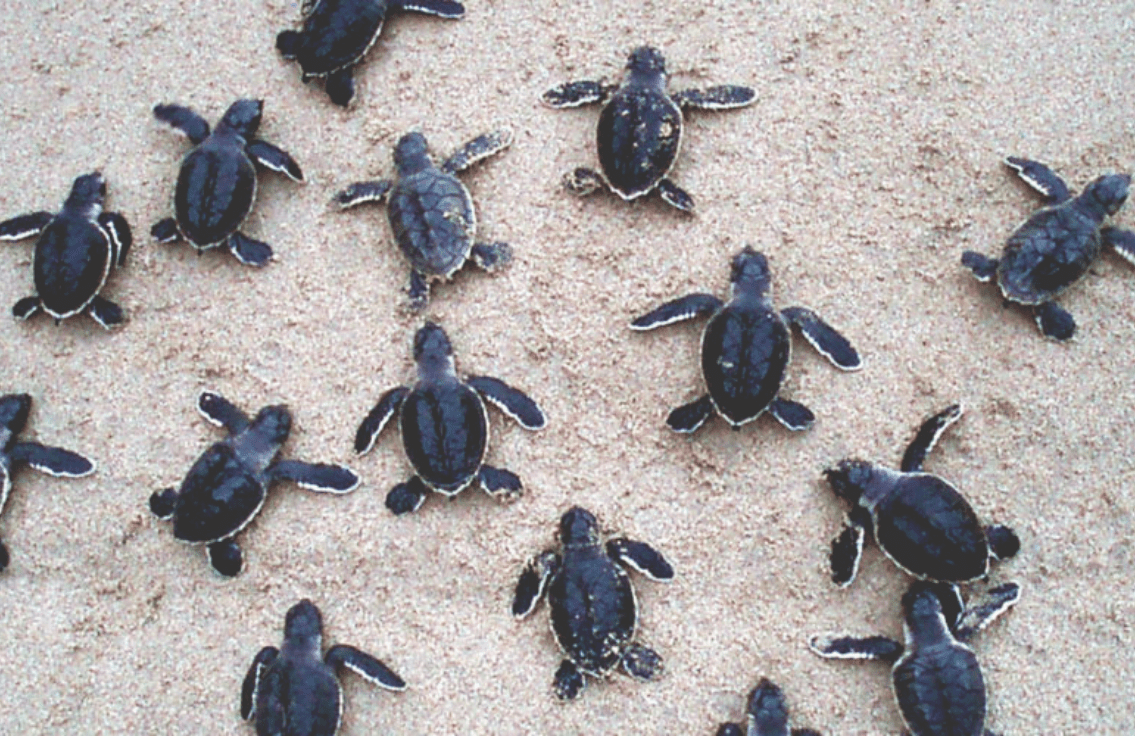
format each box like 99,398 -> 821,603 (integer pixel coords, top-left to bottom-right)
824,404 -> 1020,588
809,580 -> 1021,736
0,393 -> 95,572
631,247 -> 861,433
335,129 -> 513,309
241,599 -> 405,736
150,392 -> 359,577
0,171 -> 131,328
962,157 -> 1134,341
276,0 -> 465,107
151,99 -> 304,267
512,506 -> 674,700
354,321 -> 545,515
543,46 -> 756,212
716,678 -> 821,736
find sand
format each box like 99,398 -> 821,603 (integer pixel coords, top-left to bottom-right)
0,0 -> 1133,733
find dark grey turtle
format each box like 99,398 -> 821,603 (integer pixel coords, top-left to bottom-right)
0,393 -> 95,572
809,580 -> 1021,736
716,678 -> 822,736
0,172 -> 131,329
631,247 -> 861,433
512,506 -> 674,700
150,391 -> 359,577
825,404 -> 1020,588
277,0 -> 465,107
242,599 -> 405,736
335,129 -> 513,309
962,157 -> 1134,341
543,46 -> 756,212
151,99 -> 304,267
354,321 -> 545,515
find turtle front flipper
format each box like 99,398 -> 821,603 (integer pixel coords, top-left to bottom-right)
386,476 -> 429,515
470,242 -> 513,272
657,178 -> 694,212
542,81 -> 618,108
207,538 -> 243,577
98,212 -> 133,266
151,218 -> 181,244
153,104 -> 211,144
961,251 -> 999,282
87,296 -> 125,330
198,391 -> 251,433
900,403 -> 962,473
270,460 -> 360,493
830,506 -> 872,587
240,646 -> 279,720
768,398 -> 814,431
355,386 -> 410,454
630,293 -> 723,330
512,550 -> 560,618
466,376 -> 546,429
1004,157 -> 1071,204
478,465 -> 522,502
554,659 -> 586,700
0,211 -> 53,241
10,442 -> 95,477
1034,301 -> 1076,342
335,180 -> 394,209
985,524 -> 1020,561
606,538 -> 674,581
620,643 -> 663,681
228,232 -> 274,267
12,296 -> 41,321
325,644 -> 407,690
563,167 -> 604,196
781,306 -> 862,370
807,633 -> 904,663
671,85 -> 757,110
246,140 -> 304,182
441,129 -> 512,176
667,395 -> 714,433
325,68 -> 356,108
954,582 -> 1021,643
1102,226 -> 1135,266
393,0 -> 465,18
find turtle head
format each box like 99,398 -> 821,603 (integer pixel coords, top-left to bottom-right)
393,131 -> 432,176
730,247 -> 773,300
822,459 -> 874,504
626,46 -> 667,89
0,393 -> 32,435
218,99 -> 263,140
559,506 -> 600,547
284,599 -> 323,649
902,580 -> 963,641
746,678 -> 790,732
64,172 -> 106,216
1081,173 -> 1130,218
249,404 -> 292,448
413,321 -> 456,378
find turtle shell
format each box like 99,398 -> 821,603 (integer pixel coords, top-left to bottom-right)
33,213 -> 111,318
387,169 -> 474,278
255,654 -> 341,736
175,136 -> 257,247
596,88 -> 682,198
172,444 -> 266,543
996,204 -> 1101,304
291,0 -> 387,76
548,544 -> 635,674
701,303 -> 790,425
399,382 -> 486,493
893,642 -> 985,736
871,474 -> 989,582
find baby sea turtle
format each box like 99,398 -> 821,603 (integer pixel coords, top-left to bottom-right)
336,129 -> 513,310
277,0 -> 465,107
962,158 -> 1134,341
0,172 -> 131,329
825,404 -> 1020,588
543,46 -> 756,212
716,678 -> 821,736
631,247 -> 861,433
242,599 -> 405,736
512,506 -> 674,700
0,393 -> 95,572
150,392 -> 359,576
151,99 -> 304,267
809,580 -> 1021,736
354,321 -> 545,515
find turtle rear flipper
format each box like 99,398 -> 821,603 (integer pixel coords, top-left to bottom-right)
393,0 -> 465,18
512,550 -> 559,619
715,725 -> 743,736
470,242 -> 512,272
151,218 -> 181,243
554,659 -> 586,700
961,250 -> 999,282
985,524 -> 1020,561
335,180 -> 394,209
781,306 -> 862,370
149,488 -> 178,520
671,85 -> 756,110
246,140 -> 304,182
325,68 -> 356,107
325,644 -> 406,690
207,539 -> 242,577
98,212 -> 132,266
630,293 -> 723,330
900,403 -> 962,473
354,386 -> 410,454
606,538 -> 674,581
13,297 -> 41,321
11,442 -> 95,477
275,29 -> 301,59
1005,156 -> 1071,203
228,232 -> 273,267
386,476 -> 428,515
667,395 -> 714,433
153,104 -> 211,144
441,129 -> 512,176
87,296 -> 125,330
563,167 -> 604,195
0,540 -> 8,571
466,376 -> 545,429
478,465 -> 521,501
270,460 -> 359,493
620,643 -> 663,681
657,178 -> 694,212
808,633 -> 904,663
0,211 -> 53,240
541,81 -> 617,108
768,399 -> 814,431
1034,301 -> 1076,341
240,646 -> 279,720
